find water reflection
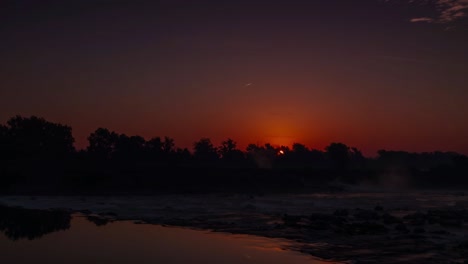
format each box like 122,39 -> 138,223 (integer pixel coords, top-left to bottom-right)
0,207 -> 329,264
86,215 -> 113,226
0,205 -> 70,241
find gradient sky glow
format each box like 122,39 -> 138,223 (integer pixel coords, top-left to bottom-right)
1,0 -> 467,155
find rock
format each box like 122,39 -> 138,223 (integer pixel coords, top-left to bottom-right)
339,222 -> 388,236
334,209 -> 349,217
353,209 -> 380,221
395,223 -> 409,233
413,227 -> 425,234
382,213 -> 401,225
374,205 -> 384,211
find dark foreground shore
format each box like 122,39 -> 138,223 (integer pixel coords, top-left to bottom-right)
3,191 -> 468,263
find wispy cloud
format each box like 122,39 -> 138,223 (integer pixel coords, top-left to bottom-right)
389,0 -> 468,23
436,0 -> 468,22
410,17 -> 435,22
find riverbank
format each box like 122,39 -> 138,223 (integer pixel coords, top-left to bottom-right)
2,191 -> 468,263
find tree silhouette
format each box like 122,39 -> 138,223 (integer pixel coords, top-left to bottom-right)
377,150 -> 412,169
114,134 -> 145,161
144,136 -> 177,163
193,138 -> 219,162
287,143 -> 311,166
2,114 -> 468,194
350,147 -> 365,168
146,136 -> 163,160
162,136 -> 175,153
87,128 -> 119,160
246,143 -> 277,169
219,138 -> 245,162
174,147 -> 192,164
278,145 -> 290,155
325,142 -> 350,170
5,115 -> 74,159
310,149 -> 326,166
0,124 -> 8,160
0,125 -> 7,137
292,143 -> 308,153
219,138 -> 236,154
246,143 -> 262,152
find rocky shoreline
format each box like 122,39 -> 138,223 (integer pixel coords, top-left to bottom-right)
3,191 -> 468,263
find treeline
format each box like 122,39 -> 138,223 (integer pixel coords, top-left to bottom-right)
1,115 -> 468,194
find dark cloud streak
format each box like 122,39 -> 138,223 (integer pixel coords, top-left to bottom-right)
387,0 -> 468,24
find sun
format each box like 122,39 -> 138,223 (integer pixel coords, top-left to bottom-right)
278,150 -> 285,155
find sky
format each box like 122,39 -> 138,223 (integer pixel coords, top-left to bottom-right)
1,0 -> 467,155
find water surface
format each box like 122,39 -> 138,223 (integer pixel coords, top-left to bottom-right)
0,214 -> 329,264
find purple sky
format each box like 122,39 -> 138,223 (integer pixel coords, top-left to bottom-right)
1,0 -> 467,155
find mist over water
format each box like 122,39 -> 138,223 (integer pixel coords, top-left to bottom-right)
343,171 -> 411,193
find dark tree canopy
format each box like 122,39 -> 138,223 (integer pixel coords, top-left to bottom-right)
4,116 -> 74,159
246,143 -> 261,152
193,138 -> 219,162
325,142 -> 350,170
219,138 -> 237,155
87,128 -> 119,160
114,134 -> 145,161
146,137 -> 163,155
292,143 -> 309,153
219,138 -> 245,162
0,124 -> 8,160
1,114 -> 468,194
162,136 -> 175,153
